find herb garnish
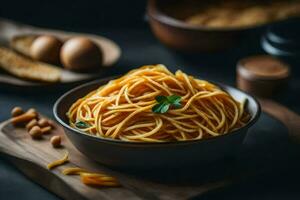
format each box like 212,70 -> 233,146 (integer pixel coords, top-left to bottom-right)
152,95 -> 182,114
75,121 -> 90,129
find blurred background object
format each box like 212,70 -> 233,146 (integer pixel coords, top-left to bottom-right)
237,55 -> 290,97
261,18 -> 300,67
147,0 -> 300,52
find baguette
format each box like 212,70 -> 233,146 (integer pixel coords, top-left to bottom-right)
0,47 -> 61,82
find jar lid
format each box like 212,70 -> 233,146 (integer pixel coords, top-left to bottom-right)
237,55 -> 290,81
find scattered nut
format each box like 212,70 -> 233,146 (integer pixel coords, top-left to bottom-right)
27,108 -> 38,115
41,126 -> 52,134
11,106 -> 24,117
26,119 -> 38,130
10,112 -> 37,125
10,106 -> 56,139
47,120 -> 55,128
29,126 -> 43,139
50,136 -> 61,148
38,118 -> 49,127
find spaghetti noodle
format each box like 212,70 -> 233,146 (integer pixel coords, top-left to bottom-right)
68,65 -> 250,142
47,151 -> 69,169
62,167 -> 120,187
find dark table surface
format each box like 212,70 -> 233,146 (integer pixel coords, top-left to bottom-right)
0,1 -> 300,198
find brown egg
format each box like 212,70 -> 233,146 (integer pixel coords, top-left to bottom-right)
30,35 -> 62,64
60,37 -> 103,71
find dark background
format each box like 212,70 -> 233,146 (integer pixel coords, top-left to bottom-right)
0,0 -> 148,29
1,0 -> 300,199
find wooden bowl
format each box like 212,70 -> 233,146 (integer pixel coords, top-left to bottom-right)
147,0 -> 246,52
147,0 -> 300,52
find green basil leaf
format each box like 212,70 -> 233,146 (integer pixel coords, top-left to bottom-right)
173,102 -> 181,108
75,121 -> 90,129
152,102 -> 170,113
173,97 -> 181,104
167,95 -> 181,104
155,95 -> 168,103
153,94 -> 182,113
160,103 -> 170,113
152,103 -> 164,113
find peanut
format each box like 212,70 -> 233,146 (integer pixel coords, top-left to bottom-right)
27,108 -> 38,116
50,136 -> 61,148
10,112 -> 37,125
47,120 -> 55,128
11,107 -> 24,117
26,119 -> 38,130
38,118 -> 49,127
41,126 -> 52,134
29,126 -> 43,139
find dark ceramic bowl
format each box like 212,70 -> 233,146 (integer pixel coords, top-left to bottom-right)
53,78 -> 260,170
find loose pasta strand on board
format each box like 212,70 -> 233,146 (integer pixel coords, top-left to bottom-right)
47,151 -> 69,170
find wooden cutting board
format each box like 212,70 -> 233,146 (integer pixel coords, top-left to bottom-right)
0,99 -> 299,200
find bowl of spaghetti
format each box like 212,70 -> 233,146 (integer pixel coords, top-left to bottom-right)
54,65 -> 260,169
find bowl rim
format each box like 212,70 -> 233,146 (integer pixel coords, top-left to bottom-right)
53,77 -> 261,146
147,0 -> 298,32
